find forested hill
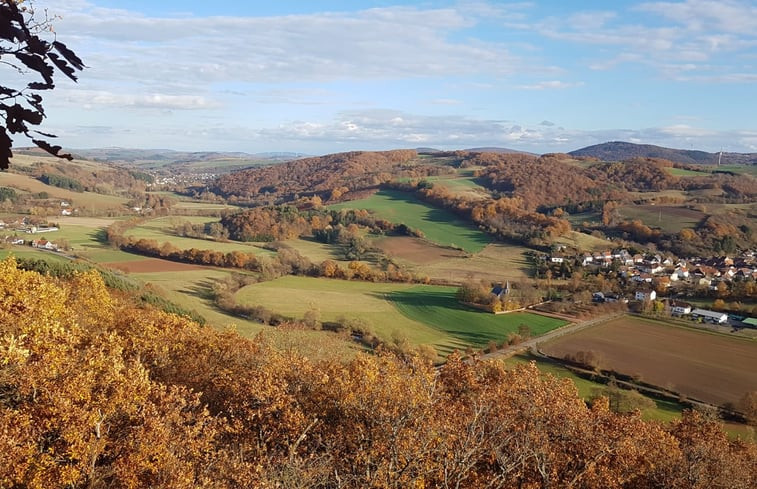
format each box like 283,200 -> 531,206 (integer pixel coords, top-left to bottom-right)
570,141 -> 757,166
205,149 -> 451,203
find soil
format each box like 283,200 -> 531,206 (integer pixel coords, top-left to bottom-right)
542,316 -> 757,406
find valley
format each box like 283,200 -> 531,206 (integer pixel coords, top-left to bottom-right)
2,143 -> 757,438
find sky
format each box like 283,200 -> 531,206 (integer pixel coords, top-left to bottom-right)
22,0 -> 757,155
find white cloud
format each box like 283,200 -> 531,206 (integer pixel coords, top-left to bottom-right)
54,89 -> 219,110
48,3 -> 521,87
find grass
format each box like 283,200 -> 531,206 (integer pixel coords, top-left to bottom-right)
131,268 -> 268,338
415,242 -> 534,283
618,205 -> 704,233
716,165 -> 757,177
0,247 -> 72,264
329,189 -> 490,253
123,217 -> 274,255
235,276 -> 462,351
388,285 -> 567,348
667,167 -> 708,177
0,171 -> 128,210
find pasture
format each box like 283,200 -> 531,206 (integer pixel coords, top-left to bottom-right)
618,205 -> 704,233
131,267 -> 267,338
329,189 -> 490,253
235,276 -> 463,351
414,242 -> 534,283
124,217 -> 274,255
541,315 -> 757,406
389,285 -> 567,348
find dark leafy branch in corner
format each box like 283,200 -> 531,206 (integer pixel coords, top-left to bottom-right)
0,1 -> 84,169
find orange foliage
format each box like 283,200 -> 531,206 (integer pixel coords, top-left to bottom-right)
1,257 -> 755,488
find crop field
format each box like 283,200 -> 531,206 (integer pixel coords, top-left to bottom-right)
124,217 -> 274,255
415,242 -> 534,283
329,189 -> 490,253
373,236 -> 466,266
235,276 -> 463,351
541,316 -> 757,406
618,205 -> 704,233
389,285 -> 567,348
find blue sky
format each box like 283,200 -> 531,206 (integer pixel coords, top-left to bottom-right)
31,0 -> 757,154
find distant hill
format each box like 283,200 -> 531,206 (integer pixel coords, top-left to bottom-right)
49,148 -> 309,175
464,147 -> 536,155
569,141 -> 757,166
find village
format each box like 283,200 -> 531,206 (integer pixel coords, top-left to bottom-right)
541,247 -> 757,329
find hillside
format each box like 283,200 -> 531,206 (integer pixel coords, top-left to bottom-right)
49,147 -> 308,175
205,149 -> 451,203
570,141 -> 757,166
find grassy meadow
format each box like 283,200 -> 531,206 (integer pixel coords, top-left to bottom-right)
123,216 -> 274,255
329,189 -> 490,253
389,285 -> 567,348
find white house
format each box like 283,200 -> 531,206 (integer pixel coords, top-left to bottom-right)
669,300 -> 692,316
635,290 -> 656,301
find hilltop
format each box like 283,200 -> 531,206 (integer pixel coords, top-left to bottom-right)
570,141 -> 757,166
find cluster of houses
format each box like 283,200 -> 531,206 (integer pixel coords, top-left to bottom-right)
1,216 -> 61,250
552,248 -> 757,292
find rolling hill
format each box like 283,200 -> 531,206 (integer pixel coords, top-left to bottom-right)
570,141 -> 757,166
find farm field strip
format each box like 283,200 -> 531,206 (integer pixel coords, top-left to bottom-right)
541,315 -> 757,406
329,189 -> 490,253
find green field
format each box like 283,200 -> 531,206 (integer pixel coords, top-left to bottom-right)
132,268 -> 268,338
715,165 -> 757,177
235,276 -> 462,351
330,189 -> 490,253
667,167 -> 708,177
389,285 -> 567,347
124,217 -> 274,255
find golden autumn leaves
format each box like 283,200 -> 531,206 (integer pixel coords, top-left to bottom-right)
0,257 -> 755,488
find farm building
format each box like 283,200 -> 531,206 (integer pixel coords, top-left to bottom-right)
690,308 -> 728,324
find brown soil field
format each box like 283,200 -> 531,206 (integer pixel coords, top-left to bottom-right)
374,236 -> 465,265
103,258 -> 207,273
542,316 -> 757,406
